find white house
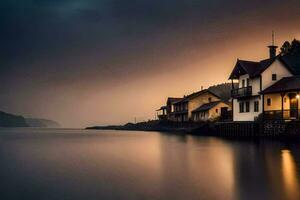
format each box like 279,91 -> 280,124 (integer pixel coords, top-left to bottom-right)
229,41 -> 300,121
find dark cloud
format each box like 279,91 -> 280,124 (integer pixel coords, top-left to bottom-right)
1,0 -> 300,126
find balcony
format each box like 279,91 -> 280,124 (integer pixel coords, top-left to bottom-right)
231,86 -> 252,98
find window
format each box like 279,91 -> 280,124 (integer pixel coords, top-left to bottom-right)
272,74 -> 277,81
239,102 -> 244,113
216,109 -> 218,113
208,97 -> 212,102
246,78 -> 250,87
245,101 -> 250,112
242,79 -> 245,88
254,101 -> 259,112
267,98 -> 272,106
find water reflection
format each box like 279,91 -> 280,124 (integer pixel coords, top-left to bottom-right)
0,129 -> 299,200
281,149 -> 300,200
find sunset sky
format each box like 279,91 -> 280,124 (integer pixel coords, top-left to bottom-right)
1,0 -> 300,127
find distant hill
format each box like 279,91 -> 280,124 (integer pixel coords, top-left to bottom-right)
0,111 -> 29,127
208,83 -> 238,102
25,118 -> 61,128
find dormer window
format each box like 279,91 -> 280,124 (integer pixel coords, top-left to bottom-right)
272,74 -> 277,81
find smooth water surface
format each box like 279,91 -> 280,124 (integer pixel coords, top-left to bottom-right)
0,128 -> 300,200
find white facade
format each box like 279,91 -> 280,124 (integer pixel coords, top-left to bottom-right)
232,59 -> 293,121
261,59 -> 293,90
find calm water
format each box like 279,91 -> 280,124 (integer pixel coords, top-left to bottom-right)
0,129 -> 300,200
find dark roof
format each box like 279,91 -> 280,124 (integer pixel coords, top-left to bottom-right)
174,89 -> 220,104
208,83 -> 238,102
167,97 -> 183,104
192,101 -> 223,113
156,106 -> 167,111
229,58 -> 275,79
261,76 -> 300,94
279,49 -> 300,75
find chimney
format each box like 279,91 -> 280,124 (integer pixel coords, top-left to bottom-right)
268,31 -> 278,59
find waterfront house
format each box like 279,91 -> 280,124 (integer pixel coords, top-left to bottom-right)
192,101 -> 230,122
156,106 -> 167,120
172,89 -> 229,122
157,97 -> 183,121
229,39 -> 300,121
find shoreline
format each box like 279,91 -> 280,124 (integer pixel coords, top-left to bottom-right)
86,120 -> 300,140
86,120 -> 219,135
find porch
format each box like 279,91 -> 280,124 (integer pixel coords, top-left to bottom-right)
261,76 -> 300,121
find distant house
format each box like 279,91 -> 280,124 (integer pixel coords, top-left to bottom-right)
192,101 -> 230,122
229,39 -> 300,121
166,97 -> 183,121
157,97 -> 183,121
171,89 -> 230,122
156,106 -> 167,120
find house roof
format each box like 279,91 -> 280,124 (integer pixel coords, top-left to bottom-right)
174,89 -> 221,104
208,83 -> 238,102
229,58 -> 275,79
192,101 -> 223,113
167,97 -> 183,104
156,106 -> 167,111
261,76 -> 300,94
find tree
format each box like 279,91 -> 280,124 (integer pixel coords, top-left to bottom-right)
280,39 -> 300,55
280,41 -> 291,55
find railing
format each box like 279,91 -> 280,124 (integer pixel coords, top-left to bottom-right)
231,86 -> 252,98
264,109 -> 300,120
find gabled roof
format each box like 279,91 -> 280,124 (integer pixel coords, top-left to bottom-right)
229,58 -> 275,79
174,89 -> 221,104
192,101 -> 223,113
167,97 -> 183,104
261,76 -> 300,94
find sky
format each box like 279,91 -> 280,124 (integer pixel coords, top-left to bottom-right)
1,0 -> 300,127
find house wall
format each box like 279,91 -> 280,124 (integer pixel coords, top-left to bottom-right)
208,102 -> 230,120
238,74 -> 260,95
239,74 -> 249,88
192,102 -> 229,121
188,93 -> 220,119
192,111 -> 208,122
233,97 -> 262,121
264,93 -> 290,111
261,59 -> 293,90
